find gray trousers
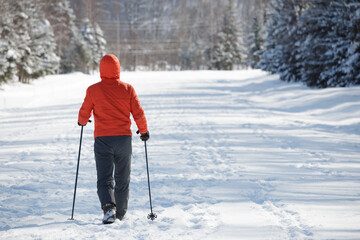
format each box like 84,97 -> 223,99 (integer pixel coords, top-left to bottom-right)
94,135 -> 132,218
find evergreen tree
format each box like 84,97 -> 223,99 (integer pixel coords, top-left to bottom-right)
298,0 -> 360,87
258,3 -> 280,73
94,23 -> 107,69
298,0 -> 340,87
70,32 -> 92,74
261,0 -> 360,88
0,0 -> 60,83
260,0 -> 307,82
209,0 -> 241,70
345,1 -> 360,85
81,19 -> 97,72
9,1 -> 33,83
81,19 -> 107,72
27,1 -> 59,79
0,37 -> 11,83
0,2 -> 18,83
327,0 -> 360,86
246,14 -> 265,68
40,0 -> 82,73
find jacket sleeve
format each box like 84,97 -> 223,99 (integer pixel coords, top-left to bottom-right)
130,86 -> 148,134
78,88 -> 94,125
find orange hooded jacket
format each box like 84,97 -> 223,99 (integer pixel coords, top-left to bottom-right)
78,54 -> 147,138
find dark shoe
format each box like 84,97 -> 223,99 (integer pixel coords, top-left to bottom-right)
102,203 -> 116,224
116,210 -> 126,221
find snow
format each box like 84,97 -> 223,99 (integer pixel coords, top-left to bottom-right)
0,70 -> 360,239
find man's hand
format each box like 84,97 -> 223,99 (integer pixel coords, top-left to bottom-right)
78,122 -> 86,126
78,120 -> 92,126
140,131 -> 150,141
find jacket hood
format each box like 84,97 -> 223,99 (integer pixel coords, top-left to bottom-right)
99,54 -> 120,80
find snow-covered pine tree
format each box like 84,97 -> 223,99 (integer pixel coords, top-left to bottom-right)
40,0 -> 83,73
258,1 -> 281,74
262,0 -> 359,87
246,14 -> 265,68
299,0 -> 341,87
0,2 -> 18,83
0,0 -> 60,83
260,0 -> 307,82
81,19 -> 97,72
298,0 -> 360,87
94,23 -> 107,69
0,36 -> 12,84
7,1 -> 33,83
70,32 -> 92,74
209,0 -> 241,70
80,20 -> 107,72
335,0 -> 360,86
345,1 -> 360,85
27,1 -> 59,79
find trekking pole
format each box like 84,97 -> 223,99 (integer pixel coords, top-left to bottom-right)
69,120 -> 91,220
144,141 -> 157,221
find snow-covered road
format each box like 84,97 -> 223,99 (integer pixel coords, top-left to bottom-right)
0,70 -> 359,239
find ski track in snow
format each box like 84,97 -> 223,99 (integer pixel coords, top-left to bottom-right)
0,70 -> 360,239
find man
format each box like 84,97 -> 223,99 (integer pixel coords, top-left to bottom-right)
78,54 -> 149,224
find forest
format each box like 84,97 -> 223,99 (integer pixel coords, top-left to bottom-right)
0,0 -> 359,87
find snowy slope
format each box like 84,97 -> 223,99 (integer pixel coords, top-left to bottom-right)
0,70 -> 359,240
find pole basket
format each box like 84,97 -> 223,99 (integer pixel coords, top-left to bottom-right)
147,212 -> 157,221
